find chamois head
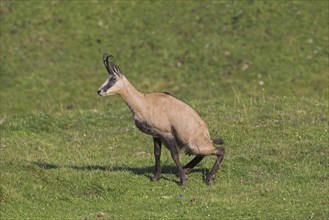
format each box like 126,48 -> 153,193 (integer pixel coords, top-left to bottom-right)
97,53 -> 124,96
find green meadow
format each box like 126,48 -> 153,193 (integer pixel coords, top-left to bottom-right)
1,1 -> 328,219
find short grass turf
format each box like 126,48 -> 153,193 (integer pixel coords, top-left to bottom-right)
0,1 -> 328,219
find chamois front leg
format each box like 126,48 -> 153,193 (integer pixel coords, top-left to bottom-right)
151,137 -> 162,181
168,139 -> 187,186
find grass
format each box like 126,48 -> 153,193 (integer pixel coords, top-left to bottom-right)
1,97 -> 328,219
0,1 -> 328,219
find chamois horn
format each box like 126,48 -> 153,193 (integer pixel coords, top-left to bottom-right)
103,53 -> 122,76
103,53 -> 114,75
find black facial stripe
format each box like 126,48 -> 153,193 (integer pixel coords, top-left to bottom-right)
102,76 -> 117,92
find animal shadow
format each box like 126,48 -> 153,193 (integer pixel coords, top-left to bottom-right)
34,161 -> 206,185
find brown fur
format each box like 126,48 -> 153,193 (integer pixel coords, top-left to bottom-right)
98,56 -> 225,185
119,77 -> 216,155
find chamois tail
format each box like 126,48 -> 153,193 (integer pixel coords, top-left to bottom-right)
212,138 -> 224,145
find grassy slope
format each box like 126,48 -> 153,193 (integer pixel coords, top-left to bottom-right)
1,1 -> 328,219
1,98 -> 328,219
1,1 -> 328,115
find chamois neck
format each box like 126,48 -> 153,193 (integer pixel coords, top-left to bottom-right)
119,76 -> 146,114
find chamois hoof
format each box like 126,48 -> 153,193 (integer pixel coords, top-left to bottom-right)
151,175 -> 161,182
179,173 -> 188,186
206,176 -> 215,185
179,180 -> 187,186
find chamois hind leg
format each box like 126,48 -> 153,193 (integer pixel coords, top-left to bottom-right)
183,155 -> 205,174
151,137 -> 162,181
206,147 -> 225,185
168,139 -> 187,186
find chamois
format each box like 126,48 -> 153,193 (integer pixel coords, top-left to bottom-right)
97,53 -> 225,186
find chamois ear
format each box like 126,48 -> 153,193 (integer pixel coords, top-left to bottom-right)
110,63 -> 123,77
102,53 -> 123,77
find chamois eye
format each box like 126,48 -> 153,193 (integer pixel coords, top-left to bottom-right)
109,76 -> 116,82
